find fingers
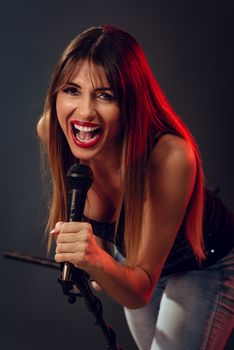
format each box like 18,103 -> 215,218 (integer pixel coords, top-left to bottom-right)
52,221 -> 96,271
50,222 -> 92,240
52,221 -> 91,234
91,281 -> 102,292
55,252 -> 81,264
54,251 -> 88,268
50,221 -> 64,238
57,233 -> 81,243
56,241 -> 87,254
56,242 -> 76,254
51,221 -> 82,236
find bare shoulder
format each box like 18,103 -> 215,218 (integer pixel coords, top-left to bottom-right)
149,134 -> 197,173
37,113 -> 49,142
146,134 -> 197,203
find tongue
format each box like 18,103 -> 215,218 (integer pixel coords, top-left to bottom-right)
78,130 -> 93,141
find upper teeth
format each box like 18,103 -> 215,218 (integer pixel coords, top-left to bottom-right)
73,124 -> 100,132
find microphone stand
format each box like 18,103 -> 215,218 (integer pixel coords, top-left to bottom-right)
4,250 -> 123,350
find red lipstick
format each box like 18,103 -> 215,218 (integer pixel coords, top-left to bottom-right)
70,120 -> 103,149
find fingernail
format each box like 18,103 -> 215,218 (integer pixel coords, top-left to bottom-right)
50,229 -> 56,235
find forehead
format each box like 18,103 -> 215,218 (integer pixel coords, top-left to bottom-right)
69,59 -> 110,87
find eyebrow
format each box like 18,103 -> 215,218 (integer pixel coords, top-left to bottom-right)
67,81 -> 112,91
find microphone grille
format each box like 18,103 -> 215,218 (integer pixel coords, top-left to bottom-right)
66,164 -> 93,191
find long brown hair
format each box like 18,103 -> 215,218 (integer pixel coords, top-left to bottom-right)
42,25 -> 205,263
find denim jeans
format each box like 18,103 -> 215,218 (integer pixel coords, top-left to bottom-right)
116,247 -> 234,350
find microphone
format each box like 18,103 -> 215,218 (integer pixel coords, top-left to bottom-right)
57,164 -> 122,349
62,163 -> 93,285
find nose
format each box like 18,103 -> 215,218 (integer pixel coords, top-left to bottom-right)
76,94 -> 95,120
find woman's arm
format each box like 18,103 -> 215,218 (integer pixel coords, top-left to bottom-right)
55,135 -> 197,309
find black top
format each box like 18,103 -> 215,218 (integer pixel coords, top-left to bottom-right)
84,188 -> 234,277
84,134 -> 234,277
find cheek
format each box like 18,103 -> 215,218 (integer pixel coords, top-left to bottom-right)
56,94 -> 77,126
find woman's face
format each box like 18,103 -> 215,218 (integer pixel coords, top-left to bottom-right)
56,59 -> 122,162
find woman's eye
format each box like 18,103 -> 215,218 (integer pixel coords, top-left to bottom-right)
63,86 -> 79,95
97,92 -> 115,101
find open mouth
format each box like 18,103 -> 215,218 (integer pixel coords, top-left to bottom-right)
70,120 -> 103,148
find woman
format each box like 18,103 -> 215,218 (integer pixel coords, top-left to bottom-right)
37,25 -> 234,349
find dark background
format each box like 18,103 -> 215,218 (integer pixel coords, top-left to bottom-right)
0,1 -> 233,349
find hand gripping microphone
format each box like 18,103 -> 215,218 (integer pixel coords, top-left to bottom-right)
61,163 -> 93,287
5,163 -> 123,349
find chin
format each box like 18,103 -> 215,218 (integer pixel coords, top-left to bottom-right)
69,144 -> 102,162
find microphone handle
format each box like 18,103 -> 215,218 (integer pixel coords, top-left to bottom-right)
68,188 -> 87,222
62,188 -> 87,283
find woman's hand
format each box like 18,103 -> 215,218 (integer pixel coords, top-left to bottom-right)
91,281 -> 102,291
53,221 -> 104,273
52,221 -> 152,308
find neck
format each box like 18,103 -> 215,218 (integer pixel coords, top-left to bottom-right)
82,155 -> 122,223
81,146 -> 122,180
